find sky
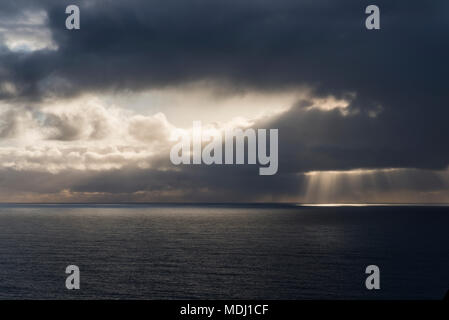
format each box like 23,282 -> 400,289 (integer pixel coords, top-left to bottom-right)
0,0 -> 448,203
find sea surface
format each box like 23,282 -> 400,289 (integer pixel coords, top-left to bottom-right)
0,204 -> 447,299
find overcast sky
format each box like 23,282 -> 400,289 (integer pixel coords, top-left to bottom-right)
0,0 -> 448,203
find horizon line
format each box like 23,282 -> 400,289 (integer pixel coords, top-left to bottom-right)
1,202 -> 449,207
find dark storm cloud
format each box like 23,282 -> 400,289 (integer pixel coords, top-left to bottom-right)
0,165 -> 304,202
2,0 -> 448,100
260,101 -> 449,172
1,163 -> 447,203
71,165 -> 302,202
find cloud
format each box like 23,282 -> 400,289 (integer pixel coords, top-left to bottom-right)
261,98 -> 449,173
0,95 -> 447,203
128,113 -> 175,146
0,0 -> 448,202
0,9 -> 57,52
0,1 -> 447,100
0,96 -> 177,177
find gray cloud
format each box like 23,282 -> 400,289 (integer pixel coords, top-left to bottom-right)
1,1 -> 447,100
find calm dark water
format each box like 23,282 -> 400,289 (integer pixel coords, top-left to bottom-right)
0,204 -> 447,299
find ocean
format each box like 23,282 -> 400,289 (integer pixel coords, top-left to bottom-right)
0,204 -> 447,299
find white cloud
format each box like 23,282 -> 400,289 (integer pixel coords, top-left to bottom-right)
0,10 -> 57,52
0,94 -> 265,173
